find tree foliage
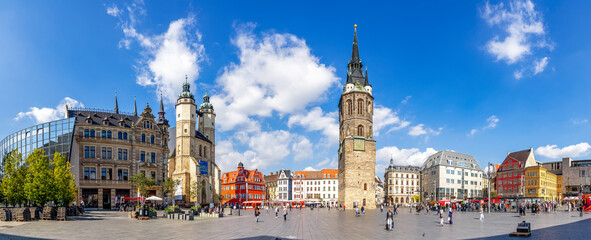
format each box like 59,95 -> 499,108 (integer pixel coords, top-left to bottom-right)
189,180 -> 203,207
1,150 -> 27,206
51,152 -> 77,206
24,149 -> 54,207
161,177 -> 175,207
130,173 -> 156,205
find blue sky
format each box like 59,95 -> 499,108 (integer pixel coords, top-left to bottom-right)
2,0 -> 591,176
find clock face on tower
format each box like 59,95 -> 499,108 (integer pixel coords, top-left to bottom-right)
353,138 -> 365,151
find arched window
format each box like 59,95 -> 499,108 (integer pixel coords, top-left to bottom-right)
357,99 -> 364,115
395,197 -> 398,203
84,129 -> 89,137
150,135 -> 154,144
90,130 -> 95,137
364,183 -> 367,191
123,132 -> 128,140
101,130 -> 106,138
346,100 -> 352,115
141,134 -> 146,142
357,125 -> 364,137
118,131 -> 122,139
107,131 -> 112,138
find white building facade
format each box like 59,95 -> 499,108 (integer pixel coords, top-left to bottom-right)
420,151 -> 484,202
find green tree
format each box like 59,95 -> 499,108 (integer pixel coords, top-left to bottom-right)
161,177 -> 176,207
189,180 -> 203,207
0,152 -> 8,205
24,149 -> 54,207
1,150 -> 27,207
51,152 -> 77,206
130,173 -> 156,205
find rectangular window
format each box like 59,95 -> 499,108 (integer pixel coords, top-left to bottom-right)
118,148 -> 122,160
102,168 -> 107,180
84,167 -> 90,179
89,168 -> 96,180
151,152 -> 156,163
123,149 -> 128,160
141,151 -> 145,162
151,171 -> 156,179
90,146 -> 95,158
84,146 -> 89,158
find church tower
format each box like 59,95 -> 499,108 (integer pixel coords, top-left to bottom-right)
198,92 -> 216,161
173,77 -> 197,202
338,25 -> 376,209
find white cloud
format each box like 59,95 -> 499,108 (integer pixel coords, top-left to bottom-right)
108,3 -> 205,104
572,119 -> 588,125
211,24 -> 339,131
376,146 -> 438,176
485,115 -> 500,129
481,0 -> 546,63
303,167 -> 318,171
401,96 -> 412,104
292,136 -> 313,161
106,5 -> 121,17
373,106 -> 410,136
215,130 -> 294,173
469,115 -> 500,136
533,57 -> 549,75
15,97 -> 84,124
288,107 -> 339,144
481,0 -> 552,79
408,124 -> 442,137
513,70 -> 523,79
534,143 -> 591,159
316,157 -> 337,168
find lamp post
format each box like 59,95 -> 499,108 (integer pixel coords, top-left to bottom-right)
488,162 -> 492,214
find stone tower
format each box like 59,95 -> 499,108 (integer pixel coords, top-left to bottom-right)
338,25 -> 376,209
173,78 -> 197,202
198,92 -> 216,158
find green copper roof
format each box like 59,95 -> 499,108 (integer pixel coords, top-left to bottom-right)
178,82 -> 194,100
200,93 -> 213,110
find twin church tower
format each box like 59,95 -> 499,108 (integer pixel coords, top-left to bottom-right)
338,25 -> 376,209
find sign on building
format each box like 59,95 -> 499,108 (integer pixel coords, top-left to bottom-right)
175,178 -> 183,200
199,160 -> 208,175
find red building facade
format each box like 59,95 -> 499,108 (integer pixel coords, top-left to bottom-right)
221,162 -> 265,206
496,149 -> 537,198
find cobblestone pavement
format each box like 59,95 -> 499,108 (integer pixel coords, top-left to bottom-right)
0,208 -> 589,239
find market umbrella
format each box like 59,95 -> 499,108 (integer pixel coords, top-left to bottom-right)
123,197 -> 133,200
146,196 -> 163,201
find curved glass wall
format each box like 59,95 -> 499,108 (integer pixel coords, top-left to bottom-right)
0,117 -> 75,160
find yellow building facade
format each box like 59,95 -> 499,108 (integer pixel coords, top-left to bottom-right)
524,166 -> 558,201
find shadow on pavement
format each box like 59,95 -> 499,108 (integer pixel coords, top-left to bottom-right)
467,218 -> 590,240
231,236 -> 302,240
0,233 -> 50,240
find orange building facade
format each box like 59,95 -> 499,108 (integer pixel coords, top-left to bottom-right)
221,162 -> 265,207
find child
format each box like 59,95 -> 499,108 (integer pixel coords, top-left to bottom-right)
439,214 -> 443,226
479,208 -> 484,221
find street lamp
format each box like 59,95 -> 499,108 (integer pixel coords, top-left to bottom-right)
488,162 -> 492,214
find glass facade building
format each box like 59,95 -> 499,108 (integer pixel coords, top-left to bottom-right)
0,117 -> 75,160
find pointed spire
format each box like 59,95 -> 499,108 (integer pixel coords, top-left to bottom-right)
351,24 -> 360,64
157,93 -> 169,125
114,91 -> 119,114
364,66 -> 369,86
390,155 -> 394,166
133,96 -> 137,117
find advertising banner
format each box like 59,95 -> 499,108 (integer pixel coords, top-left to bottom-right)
175,178 -> 183,200
199,160 -> 208,175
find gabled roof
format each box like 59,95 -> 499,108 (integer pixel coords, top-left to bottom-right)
305,171 -> 323,180
264,174 -> 278,183
503,149 -> 532,164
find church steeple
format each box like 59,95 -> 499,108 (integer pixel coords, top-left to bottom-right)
346,24 -> 366,87
133,96 -> 138,117
114,91 -> 119,114
157,93 -> 168,125
178,75 -> 194,100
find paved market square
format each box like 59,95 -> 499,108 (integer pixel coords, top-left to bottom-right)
0,207 -> 589,240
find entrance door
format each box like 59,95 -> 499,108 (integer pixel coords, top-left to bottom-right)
103,189 -> 111,209
363,198 -> 366,206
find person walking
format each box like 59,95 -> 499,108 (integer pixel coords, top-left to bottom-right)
386,208 -> 394,230
255,206 -> 260,222
275,206 -> 279,219
479,207 -> 484,221
361,206 -> 365,214
380,204 -> 383,212
448,207 -> 453,225
282,206 -> 288,221
439,214 -> 444,226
